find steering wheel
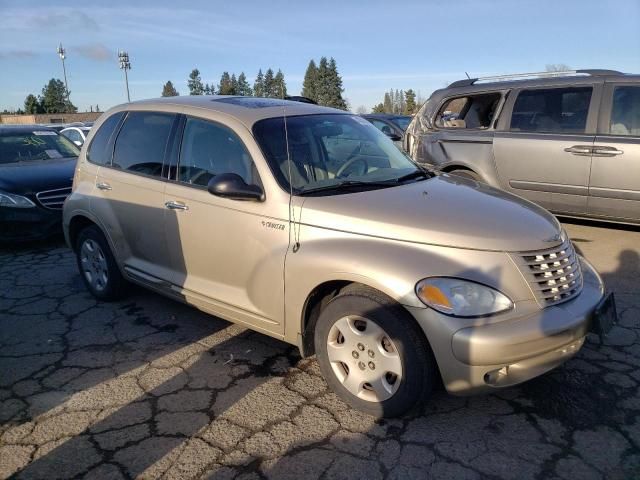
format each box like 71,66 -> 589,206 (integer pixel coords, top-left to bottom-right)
336,144 -> 368,178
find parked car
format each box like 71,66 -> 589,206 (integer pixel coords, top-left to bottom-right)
63,96 -> 613,417
362,114 -> 411,148
404,69 -> 640,225
60,125 -> 92,146
0,125 -> 79,241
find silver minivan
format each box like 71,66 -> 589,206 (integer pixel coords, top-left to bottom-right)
63,96 -> 614,417
405,69 -> 640,225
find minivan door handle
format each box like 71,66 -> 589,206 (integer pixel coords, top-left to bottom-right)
96,182 -> 112,191
564,145 -> 593,156
592,146 -> 624,157
164,200 -> 188,211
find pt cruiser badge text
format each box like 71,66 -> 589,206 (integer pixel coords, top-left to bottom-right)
261,220 -> 285,231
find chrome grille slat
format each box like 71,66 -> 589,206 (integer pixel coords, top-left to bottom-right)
36,187 -> 72,210
515,237 -> 583,307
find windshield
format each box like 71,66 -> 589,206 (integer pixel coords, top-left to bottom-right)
0,130 -> 80,164
389,116 -> 411,130
253,114 -> 421,194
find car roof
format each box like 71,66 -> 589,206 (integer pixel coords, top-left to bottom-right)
108,96 -> 348,128
362,114 -> 410,119
0,125 -> 58,134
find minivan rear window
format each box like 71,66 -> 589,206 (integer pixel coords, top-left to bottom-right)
112,112 -> 175,177
435,93 -> 502,129
87,112 -> 125,166
510,87 -> 592,134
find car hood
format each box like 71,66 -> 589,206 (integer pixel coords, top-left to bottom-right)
299,174 -> 563,252
0,158 -> 77,196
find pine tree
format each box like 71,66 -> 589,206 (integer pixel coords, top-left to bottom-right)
218,72 -> 234,95
161,81 -> 179,97
237,72 -> 252,96
203,83 -> 213,95
372,103 -> 385,113
383,92 -> 392,113
315,57 -> 330,106
24,94 -> 43,114
404,89 -> 417,114
325,58 -> 347,110
273,70 -> 287,98
231,74 -> 239,95
263,68 -> 275,97
254,69 -> 265,97
188,69 -> 204,95
41,78 -> 76,113
301,60 -> 318,101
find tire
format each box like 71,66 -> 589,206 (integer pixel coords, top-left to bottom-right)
314,285 -> 435,417
449,169 -> 481,181
75,225 -> 127,301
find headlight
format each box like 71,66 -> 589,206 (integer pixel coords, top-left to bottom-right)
416,277 -> 513,317
0,191 -> 36,208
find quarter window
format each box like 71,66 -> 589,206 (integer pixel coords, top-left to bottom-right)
112,112 -> 175,177
435,93 -> 501,129
510,87 -> 592,133
86,112 -> 125,165
610,86 -> 640,136
178,117 -> 257,187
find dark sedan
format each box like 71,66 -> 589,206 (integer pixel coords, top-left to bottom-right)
0,126 -> 79,242
361,114 -> 411,149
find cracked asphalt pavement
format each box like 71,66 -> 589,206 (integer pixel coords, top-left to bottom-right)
1,220 -> 639,480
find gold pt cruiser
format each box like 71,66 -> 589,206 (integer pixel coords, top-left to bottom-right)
63,96 -> 616,417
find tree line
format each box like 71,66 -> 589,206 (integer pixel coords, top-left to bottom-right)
160,57 -> 348,111
372,89 -> 419,115
21,79 -> 78,114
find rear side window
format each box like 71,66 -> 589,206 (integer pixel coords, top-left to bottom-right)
435,93 -> 501,129
86,112 -> 125,165
610,86 -> 640,136
112,112 -> 175,177
510,87 -> 592,133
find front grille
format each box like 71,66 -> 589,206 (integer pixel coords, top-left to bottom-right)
36,187 -> 72,210
515,238 -> 583,307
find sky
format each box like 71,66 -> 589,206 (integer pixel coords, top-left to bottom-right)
1,0 -> 639,113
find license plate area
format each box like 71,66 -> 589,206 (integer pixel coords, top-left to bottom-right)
591,292 -> 617,340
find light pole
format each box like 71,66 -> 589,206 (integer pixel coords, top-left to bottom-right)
118,50 -> 131,102
57,43 -> 70,110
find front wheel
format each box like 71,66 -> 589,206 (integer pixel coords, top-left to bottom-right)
314,285 -> 436,417
75,225 -> 127,301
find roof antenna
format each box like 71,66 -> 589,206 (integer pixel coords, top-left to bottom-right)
465,72 -> 471,79
282,106 -> 301,253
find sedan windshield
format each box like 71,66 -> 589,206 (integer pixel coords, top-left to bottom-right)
253,114 -> 423,195
0,130 -> 80,164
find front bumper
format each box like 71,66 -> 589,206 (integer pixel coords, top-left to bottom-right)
407,257 -> 604,395
0,205 -> 62,242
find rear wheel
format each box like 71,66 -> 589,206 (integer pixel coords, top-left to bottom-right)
314,285 -> 435,417
75,225 -> 126,301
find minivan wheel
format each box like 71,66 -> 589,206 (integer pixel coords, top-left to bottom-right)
449,169 -> 481,181
314,285 -> 435,417
75,225 -> 126,301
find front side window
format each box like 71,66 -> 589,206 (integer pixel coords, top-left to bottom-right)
178,117 -> 257,187
0,130 -> 79,164
87,112 -> 125,165
253,114 -> 421,194
112,112 -> 175,177
62,129 -> 81,144
510,87 -> 592,133
435,93 -> 501,129
610,86 -> 640,136
389,116 -> 411,130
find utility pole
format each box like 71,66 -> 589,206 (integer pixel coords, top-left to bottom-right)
57,43 -> 70,111
118,50 -> 132,102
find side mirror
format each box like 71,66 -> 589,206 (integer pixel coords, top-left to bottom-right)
386,132 -> 402,142
207,173 -> 264,201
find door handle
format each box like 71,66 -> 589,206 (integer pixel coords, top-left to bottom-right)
564,145 -> 592,156
592,146 -> 624,157
96,182 -> 112,191
164,201 -> 188,211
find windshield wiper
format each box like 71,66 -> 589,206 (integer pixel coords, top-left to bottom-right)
298,180 -> 397,196
393,168 -> 433,184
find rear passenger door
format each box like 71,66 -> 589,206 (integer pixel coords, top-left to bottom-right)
493,83 -> 601,214
588,83 -> 640,222
92,111 -> 178,284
